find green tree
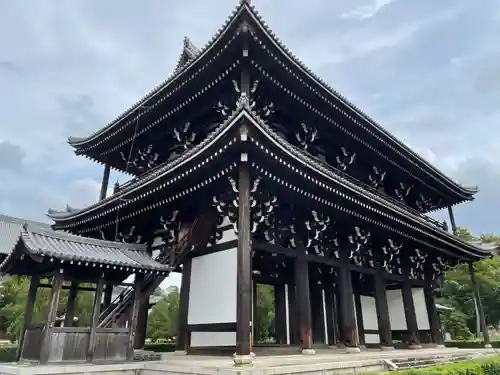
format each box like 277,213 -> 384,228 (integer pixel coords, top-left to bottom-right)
254,284 -> 274,342
146,286 -> 179,342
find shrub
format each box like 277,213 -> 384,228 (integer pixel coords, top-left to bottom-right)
445,340 -> 500,349
392,356 -> 500,375
143,342 -> 175,353
0,345 -> 17,362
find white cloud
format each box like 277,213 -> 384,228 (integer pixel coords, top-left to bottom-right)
341,0 -> 397,21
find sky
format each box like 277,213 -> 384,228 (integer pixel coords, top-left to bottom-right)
1,0 -> 499,288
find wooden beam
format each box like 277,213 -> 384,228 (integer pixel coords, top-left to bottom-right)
354,293 -> 365,346
64,282 -> 78,327
99,163 -> 111,201
40,271 -> 64,364
338,262 -> 357,348
274,283 -> 287,344
176,258 -> 192,352
235,163 -> 252,358
424,283 -> 443,345
126,276 -> 142,360
17,274 -> 40,361
294,242 -> 313,352
87,275 -> 105,361
447,205 -> 457,235
401,280 -> 420,347
374,273 -> 393,347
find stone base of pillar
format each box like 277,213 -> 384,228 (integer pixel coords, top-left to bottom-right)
380,346 -> 395,351
408,344 -> 423,350
358,345 -> 367,350
233,354 -> 253,366
436,345 -> 446,349
173,350 -> 187,356
345,347 -> 361,353
301,348 -> 316,355
484,344 -> 493,349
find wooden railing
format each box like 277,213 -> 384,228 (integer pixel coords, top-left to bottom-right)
20,326 -> 129,363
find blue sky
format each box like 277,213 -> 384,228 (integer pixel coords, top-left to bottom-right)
1,0 -> 499,285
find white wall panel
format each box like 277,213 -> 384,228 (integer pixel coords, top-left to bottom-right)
360,295 -> 378,330
188,248 -> 237,324
190,332 -> 236,347
217,229 -> 237,244
365,334 -> 380,344
412,288 -> 430,330
387,289 -> 407,330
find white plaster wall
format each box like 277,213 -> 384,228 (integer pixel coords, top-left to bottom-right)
188,247 -> 237,325
387,289 -> 407,330
412,288 -> 430,330
190,332 -> 236,347
365,333 -> 380,344
360,295 -> 378,330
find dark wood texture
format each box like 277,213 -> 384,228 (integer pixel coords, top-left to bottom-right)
88,276 -> 105,361
310,283 -> 325,344
288,283 -> 299,345
17,275 -> 39,361
40,272 -> 64,364
354,293 -> 365,345
469,262 -> 490,345
374,274 -> 393,347
274,283 -> 287,344
294,243 -> 312,350
338,266 -> 357,347
424,283 -> 443,345
64,282 -> 78,327
176,258 -> 192,351
324,284 -> 336,345
126,276 -> 142,359
99,163 -> 111,201
447,205 -> 457,234
401,281 -> 420,346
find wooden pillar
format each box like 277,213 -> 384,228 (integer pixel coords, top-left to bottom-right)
374,274 -> 393,348
310,282 -> 325,344
288,283 -> 299,345
99,163 -> 111,201
126,276 -> 142,360
64,282 -> 78,327
447,205 -> 457,235
274,283 -> 287,344
338,265 -> 358,350
295,243 -> 313,353
17,274 -> 40,361
102,285 -> 113,310
135,236 -> 154,349
40,271 -> 64,364
334,284 -> 343,345
469,262 -> 490,346
176,258 -> 192,353
354,293 -> 365,346
87,275 -> 105,361
324,283 -> 336,346
235,162 -> 252,362
424,283 -> 443,346
401,281 -> 420,348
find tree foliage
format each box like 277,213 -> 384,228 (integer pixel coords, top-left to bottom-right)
146,286 -> 179,342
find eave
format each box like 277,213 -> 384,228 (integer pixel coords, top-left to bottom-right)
52,101 -> 488,260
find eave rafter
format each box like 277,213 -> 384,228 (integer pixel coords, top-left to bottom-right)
52,94 -> 488,260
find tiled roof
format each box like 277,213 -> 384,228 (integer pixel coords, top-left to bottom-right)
0,214 -> 51,256
0,216 -> 170,273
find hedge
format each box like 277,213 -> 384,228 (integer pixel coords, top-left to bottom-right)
0,345 -> 17,362
143,342 -> 176,353
445,341 -> 500,349
392,356 -> 500,374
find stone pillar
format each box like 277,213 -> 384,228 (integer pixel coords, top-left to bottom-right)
234,162 -> 252,365
295,243 -> 314,354
401,282 -> 421,349
175,258 -> 192,354
469,262 -> 490,347
374,274 -> 393,349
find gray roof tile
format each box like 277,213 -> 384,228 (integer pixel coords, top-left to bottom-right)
0,216 -> 170,272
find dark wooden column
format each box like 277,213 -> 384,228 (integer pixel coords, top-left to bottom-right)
324,283 -> 336,346
447,205 -> 457,235
310,282 -> 325,344
354,293 -> 365,346
374,273 -> 393,348
294,243 -> 314,353
17,275 -> 40,361
64,282 -> 78,327
401,281 -> 421,348
424,283 -> 443,346
102,284 -> 113,309
235,162 -> 252,361
338,260 -> 358,350
87,275 -> 105,361
288,283 -> 299,345
334,284 -> 343,346
40,272 -> 64,364
469,262 -> 490,346
135,237 -> 154,349
176,258 -> 192,353
99,163 -> 111,201
127,276 -> 143,360
274,283 -> 287,344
